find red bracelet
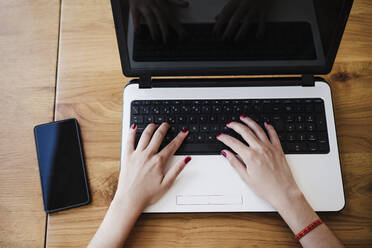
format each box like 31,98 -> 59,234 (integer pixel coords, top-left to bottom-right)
295,219 -> 323,241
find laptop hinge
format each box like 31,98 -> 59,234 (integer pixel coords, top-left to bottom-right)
139,74 -> 152,89
302,74 -> 315,87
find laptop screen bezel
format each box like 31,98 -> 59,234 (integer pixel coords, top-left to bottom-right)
111,0 -> 354,78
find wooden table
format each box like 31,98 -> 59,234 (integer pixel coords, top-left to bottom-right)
0,0 -> 59,247
1,0 -> 371,247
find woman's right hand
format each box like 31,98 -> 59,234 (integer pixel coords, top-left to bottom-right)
217,115 -> 302,209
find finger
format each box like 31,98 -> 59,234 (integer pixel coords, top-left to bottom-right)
137,123 -> 157,150
240,115 -> 270,143
221,150 -> 249,182
152,7 -> 169,43
131,9 -> 141,34
264,122 -> 283,150
222,6 -> 247,40
125,123 -> 137,154
213,0 -> 239,36
140,7 -> 160,41
147,122 -> 170,153
234,13 -> 255,42
158,128 -> 189,160
168,19 -> 188,39
256,14 -> 266,40
161,156 -> 191,189
226,121 -> 260,147
216,133 -> 248,155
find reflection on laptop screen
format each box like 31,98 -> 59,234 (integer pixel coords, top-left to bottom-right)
120,0 -> 344,71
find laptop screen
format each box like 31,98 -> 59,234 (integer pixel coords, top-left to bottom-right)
112,0 -> 353,76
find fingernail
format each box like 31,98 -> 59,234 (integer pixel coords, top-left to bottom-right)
131,123 -> 137,129
264,121 -> 270,125
184,156 -> 192,164
182,127 -> 188,133
240,114 -> 247,118
221,151 -> 227,157
226,122 -> 232,125
216,133 -> 221,137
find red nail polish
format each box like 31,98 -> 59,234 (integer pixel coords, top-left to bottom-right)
240,114 -> 247,118
226,122 -> 232,125
265,121 -> 270,125
184,156 -> 191,164
131,123 -> 137,129
216,133 -> 221,137
221,151 -> 227,157
182,127 -> 189,133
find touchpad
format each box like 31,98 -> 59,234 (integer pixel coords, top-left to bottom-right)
176,195 -> 243,205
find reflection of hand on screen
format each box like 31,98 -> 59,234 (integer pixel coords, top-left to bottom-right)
129,0 -> 188,43
214,0 -> 269,42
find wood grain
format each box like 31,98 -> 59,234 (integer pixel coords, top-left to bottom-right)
0,0 -> 60,247
47,0 -> 372,247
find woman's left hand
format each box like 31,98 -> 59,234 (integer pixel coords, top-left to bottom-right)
114,122 -> 191,210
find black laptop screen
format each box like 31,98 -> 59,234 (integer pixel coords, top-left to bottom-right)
112,0 -> 352,76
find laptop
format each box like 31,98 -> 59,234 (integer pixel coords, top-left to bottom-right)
111,0 -> 353,212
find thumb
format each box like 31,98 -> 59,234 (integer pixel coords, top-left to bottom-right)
161,156 -> 191,189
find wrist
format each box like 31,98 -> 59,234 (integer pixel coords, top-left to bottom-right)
112,191 -> 146,214
273,188 -> 319,234
272,186 -> 305,211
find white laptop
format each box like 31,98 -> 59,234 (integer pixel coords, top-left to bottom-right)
111,0 -> 353,212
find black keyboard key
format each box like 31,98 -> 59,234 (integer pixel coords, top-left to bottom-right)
308,133 -> 317,141
185,134 -> 194,144
285,114 -> 294,122
295,115 -> 304,122
195,134 -> 205,143
171,106 -> 180,113
287,133 -> 296,141
209,115 -> 217,122
306,114 -> 314,122
166,116 -> 176,124
296,123 -> 305,131
297,133 -> 306,141
187,115 -> 197,123
201,124 -> 209,132
137,124 -> 146,132
132,106 -> 139,114
190,125 -> 199,132
199,115 -> 207,122
212,105 -> 222,113
139,106 -> 149,114
181,106 -> 190,113
319,142 -> 329,152
132,115 -> 143,124
145,116 -> 154,123
287,123 -> 295,132
155,115 -> 165,124
287,142 -> 307,152
308,142 -> 318,152
307,123 -> 316,132
316,115 -> 327,130
318,132 -> 329,143
176,143 -> 227,155
177,115 -> 186,123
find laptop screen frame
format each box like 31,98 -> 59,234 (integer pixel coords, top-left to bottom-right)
111,0 -> 354,78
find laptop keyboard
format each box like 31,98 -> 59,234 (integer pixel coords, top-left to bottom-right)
130,98 -> 329,155
133,22 -> 316,61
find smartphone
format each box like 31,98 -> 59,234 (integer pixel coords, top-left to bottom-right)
34,118 -> 90,213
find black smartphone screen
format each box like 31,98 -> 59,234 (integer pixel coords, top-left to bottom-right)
34,118 -> 90,213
